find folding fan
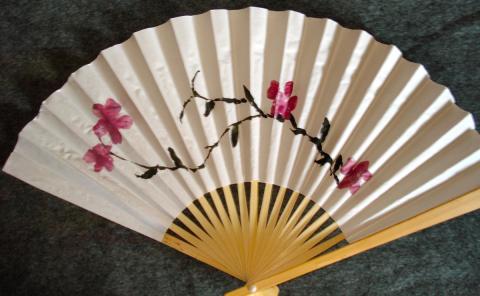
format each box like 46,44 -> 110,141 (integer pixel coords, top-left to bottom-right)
3,7 -> 480,295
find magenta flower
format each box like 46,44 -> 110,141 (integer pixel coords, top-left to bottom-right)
337,158 -> 373,194
92,98 -> 133,144
267,80 -> 298,120
83,144 -> 114,172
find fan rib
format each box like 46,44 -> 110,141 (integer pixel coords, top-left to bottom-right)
168,223 -> 240,276
162,233 -> 237,278
253,186 -> 287,270
249,183 -> 274,275
172,215 -> 241,278
167,182 -> 347,282
195,196 -> 245,278
186,203 -> 238,266
223,186 -> 248,278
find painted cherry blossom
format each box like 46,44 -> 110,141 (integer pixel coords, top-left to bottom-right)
83,144 -> 114,172
337,158 -> 373,194
92,98 -> 133,144
267,80 -> 298,120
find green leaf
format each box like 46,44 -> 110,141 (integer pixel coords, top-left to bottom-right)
204,101 -> 215,117
231,125 -> 239,147
136,167 -> 158,179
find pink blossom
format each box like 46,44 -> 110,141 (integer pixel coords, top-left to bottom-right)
92,98 -> 133,144
337,157 -> 372,194
267,80 -> 298,120
83,144 -> 114,172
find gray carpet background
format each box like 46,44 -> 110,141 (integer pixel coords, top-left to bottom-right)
0,1 -> 479,295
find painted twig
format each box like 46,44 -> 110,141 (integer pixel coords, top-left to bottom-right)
117,71 -> 342,182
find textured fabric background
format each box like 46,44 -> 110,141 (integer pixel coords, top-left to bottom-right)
0,1 -> 479,295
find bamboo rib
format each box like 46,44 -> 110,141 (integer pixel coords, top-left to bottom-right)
163,181 -> 343,283
174,214 -> 239,275
251,188 -> 287,278
167,224 -> 240,276
225,188 -> 480,296
187,204 -> 239,273
223,186 -> 248,278
237,183 -> 251,279
251,203 -> 324,280
255,223 -> 341,281
259,233 -> 345,280
254,191 -> 300,277
210,190 -> 245,276
250,183 -> 274,276
246,181 -> 260,280
196,195 -> 244,276
162,234 -> 235,278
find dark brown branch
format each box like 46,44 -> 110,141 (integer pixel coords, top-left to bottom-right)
288,115 -> 342,182
204,114 -> 264,149
111,113 -> 265,179
179,70 -> 248,122
110,71 -> 342,183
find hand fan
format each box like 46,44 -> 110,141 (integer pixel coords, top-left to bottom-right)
3,7 -> 480,295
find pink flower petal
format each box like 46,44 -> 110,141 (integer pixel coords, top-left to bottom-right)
83,150 -> 97,163
91,98 -> 133,143
268,80 -> 298,120
92,103 -> 105,118
84,144 -> 113,172
109,127 -> 123,144
353,161 -> 370,175
284,81 -> 293,97
362,170 -> 372,181
94,162 -> 103,172
93,119 -> 108,138
287,95 -> 297,112
340,157 -> 356,175
93,143 -> 111,156
114,115 -> 133,129
337,157 -> 372,194
338,174 -> 357,189
103,98 -> 121,117
267,80 -> 279,100
104,156 -> 114,171
349,182 -> 361,194
270,104 -> 276,117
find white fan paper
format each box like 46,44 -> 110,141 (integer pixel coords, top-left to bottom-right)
3,7 -> 480,286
